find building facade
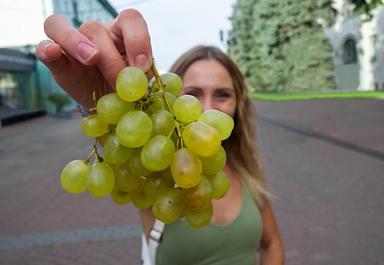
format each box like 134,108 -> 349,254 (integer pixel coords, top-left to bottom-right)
326,0 -> 384,91
0,0 -> 117,119
0,47 -> 37,109
52,0 -> 117,28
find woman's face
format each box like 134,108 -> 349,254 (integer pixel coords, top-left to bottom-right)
181,59 -> 237,117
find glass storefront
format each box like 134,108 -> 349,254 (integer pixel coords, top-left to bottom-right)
0,71 -> 33,108
0,48 -> 37,109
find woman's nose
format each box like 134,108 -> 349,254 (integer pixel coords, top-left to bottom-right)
201,97 -> 214,112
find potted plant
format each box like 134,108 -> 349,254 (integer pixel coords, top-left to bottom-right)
47,92 -> 72,118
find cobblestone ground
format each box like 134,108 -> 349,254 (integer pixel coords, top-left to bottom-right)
0,99 -> 383,265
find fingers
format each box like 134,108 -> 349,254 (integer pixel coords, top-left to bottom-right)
43,10 -> 152,73
38,9 -> 153,106
44,14 -> 100,65
35,40 -> 62,63
36,40 -> 71,77
79,20 -> 126,89
36,39 -> 102,108
111,9 -> 153,72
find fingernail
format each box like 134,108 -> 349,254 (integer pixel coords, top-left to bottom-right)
134,53 -> 150,71
76,42 -> 97,63
40,40 -> 53,58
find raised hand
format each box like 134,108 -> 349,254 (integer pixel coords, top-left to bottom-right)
36,9 -> 152,109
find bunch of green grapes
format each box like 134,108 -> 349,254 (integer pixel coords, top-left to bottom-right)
60,64 -> 234,228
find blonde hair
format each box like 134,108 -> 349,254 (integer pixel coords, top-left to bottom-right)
170,45 -> 269,206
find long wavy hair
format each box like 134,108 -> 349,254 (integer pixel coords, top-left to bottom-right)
169,45 -> 269,206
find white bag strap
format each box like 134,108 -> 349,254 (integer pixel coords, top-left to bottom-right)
148,219 -> 165,264
141,219 -> 165,265
141,233 -> 151,265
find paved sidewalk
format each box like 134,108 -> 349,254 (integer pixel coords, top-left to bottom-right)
0,99 -> 383,265
0,114 -> 141,265
254,99 -> 384,264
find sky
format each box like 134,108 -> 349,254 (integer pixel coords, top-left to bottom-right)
0,0 -> 236,70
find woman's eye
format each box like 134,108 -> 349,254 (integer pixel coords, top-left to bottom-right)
185,92 -> 200,98
215,92 -> 231,99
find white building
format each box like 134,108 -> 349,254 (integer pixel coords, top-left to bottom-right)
326,0 -> 384,91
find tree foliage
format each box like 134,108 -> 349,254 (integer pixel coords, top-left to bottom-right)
350,0 -> 384,17
229,0 -> 337,91
227,0 -> 258,79
48,92 -> 71,113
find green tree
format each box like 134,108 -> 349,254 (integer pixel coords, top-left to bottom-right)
350,0 -> 384,18
229,0 -> 337,91
48,92 -> 71,113
228,0 -> 258,80
247,0 -> 287,91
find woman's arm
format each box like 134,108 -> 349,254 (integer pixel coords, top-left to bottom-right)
140,209 -> 156,239
259,201 -> 285,265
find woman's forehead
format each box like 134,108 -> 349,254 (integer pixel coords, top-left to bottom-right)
183,59 -> 233,86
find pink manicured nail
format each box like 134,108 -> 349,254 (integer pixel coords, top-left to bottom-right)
76,42 -> 97,63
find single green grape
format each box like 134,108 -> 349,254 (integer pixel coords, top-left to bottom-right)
116,66 -> 148,102
198,109 -> 234,140
81,114 -> 109,137
128,150 -> 152,176
111,188 -> 131,205
145,173 -> 174,198
199,146 -> 226,175
87,162 -> 115,197
172,95 -> 202,123
207,171 -> 230,199
103,133 -> 134,164
116,110 -> 153,148
182,121 -> 221,157
141,135 -> 175,171
185,202 -> 213,228
160,72 -> 183,96
131,185 -> 156,209
142,175 -> 160,196
60,160 -> 90,193
152,188 -> 185,224
182,177 -> 212,210
96,93 -> 135,124
171,148 -> 202,188
150,110 -> 175,136
113,162 -> 141,192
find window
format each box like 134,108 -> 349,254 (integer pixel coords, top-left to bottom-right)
343,38 -> 358,64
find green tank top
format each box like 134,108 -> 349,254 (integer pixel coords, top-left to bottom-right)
156,181 -> 263,265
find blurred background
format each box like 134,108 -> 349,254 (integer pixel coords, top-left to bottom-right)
0,0 -> 384,116
0,0 -> 383,265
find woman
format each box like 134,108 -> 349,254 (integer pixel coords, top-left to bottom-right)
37,9 -> 284,265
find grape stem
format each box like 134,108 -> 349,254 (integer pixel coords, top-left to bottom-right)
85,148 -> 96,164
150,62 -> 171,112
150,60 -> 183,141
93,139 -> 103,163
85,139 -> 103,163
